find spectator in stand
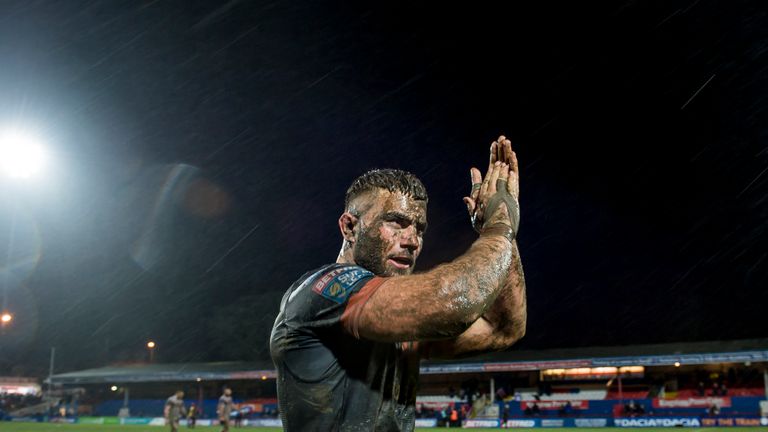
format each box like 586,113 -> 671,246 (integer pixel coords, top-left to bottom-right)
531,403 -> 540,416
449,407 -> 459,428
710,382 -> 720,396
624,400 -> 637,416
697,381 -> 706,396
439,408 -> 448,427
460,403 -> 470,422
720,383 -> 728,396
496,386 -> 507,401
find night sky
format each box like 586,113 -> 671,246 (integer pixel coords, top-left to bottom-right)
1,0 -> 767,376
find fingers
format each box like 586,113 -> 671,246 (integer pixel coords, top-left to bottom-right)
470,167 -> 482,199
489,141 -> 498,165
463,197 -> 476,215
488,161 -> 503,194
498,163 -> 509,181
508,150 -> 519,197
496,163 -> 510,195
480,162 -> 493,197
469,167 -> 483,186
496,135 -> 506,162
467,167 -> 482,214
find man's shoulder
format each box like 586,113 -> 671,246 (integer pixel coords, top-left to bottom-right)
292,263 -> 375,304
294,263 -> 372,283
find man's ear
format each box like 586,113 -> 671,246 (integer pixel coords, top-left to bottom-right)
338,212 -> 359,243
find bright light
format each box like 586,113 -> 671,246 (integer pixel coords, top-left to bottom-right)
147,341 -> 156,349
110,385 -> 118,391
674,361 -> 681,367
0,129 -> 46,179
0,313 -> 12,323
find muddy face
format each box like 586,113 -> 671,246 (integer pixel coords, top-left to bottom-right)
352,190 -> 427,276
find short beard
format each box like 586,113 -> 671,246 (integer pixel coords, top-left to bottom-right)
353,226 -> 411,277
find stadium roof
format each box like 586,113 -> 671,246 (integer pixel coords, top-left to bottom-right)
49,339 -> 768,384
48,361 -> 276,385
420,338 -> 768,374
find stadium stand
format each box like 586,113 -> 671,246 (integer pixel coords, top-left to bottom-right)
34,338 -> 767,428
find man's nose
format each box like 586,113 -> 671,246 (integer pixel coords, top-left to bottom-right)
399,226 -> 420,249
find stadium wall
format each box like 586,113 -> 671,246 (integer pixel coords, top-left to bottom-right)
503,396 -> 764,417
93,398 -> 277,418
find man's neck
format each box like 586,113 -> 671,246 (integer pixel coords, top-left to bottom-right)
336,242 -> 356,265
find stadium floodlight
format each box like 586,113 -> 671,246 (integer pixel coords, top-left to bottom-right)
146,340 -> 157,362
110,385 -> 118,391
1,313 -> 12,323
674,361 -> 681,367
0,129 -> 46,179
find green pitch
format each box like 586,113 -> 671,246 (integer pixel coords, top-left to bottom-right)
3,424 -> 767,432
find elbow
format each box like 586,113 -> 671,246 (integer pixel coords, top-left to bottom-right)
494,317 -> 526,350
424,313 -> 475,339
511,321 -> 526,344
505,319 -> 526,347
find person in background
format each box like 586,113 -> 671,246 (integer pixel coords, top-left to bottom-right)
187,403 -> 198,428
217,387 -> 234,432
501,403 -> 509,428
449,406 -> 459,428
234,409 -> 243,428
164,390 -> 186,432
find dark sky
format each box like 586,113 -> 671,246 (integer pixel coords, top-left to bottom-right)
1,0 -> 767,375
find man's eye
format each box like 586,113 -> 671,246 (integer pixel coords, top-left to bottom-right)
388,220 -> 406,228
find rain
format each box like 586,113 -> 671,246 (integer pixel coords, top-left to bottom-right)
0,0 -> 765,387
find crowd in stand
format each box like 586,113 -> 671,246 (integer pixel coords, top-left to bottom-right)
0,393 -> 42,414
622,400 -> 645,416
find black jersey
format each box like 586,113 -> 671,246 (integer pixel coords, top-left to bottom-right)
270,263 -> 420,432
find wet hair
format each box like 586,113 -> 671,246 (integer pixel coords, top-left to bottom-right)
345,169 -> 428,210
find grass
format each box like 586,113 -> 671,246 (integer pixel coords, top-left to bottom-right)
3,425 -> 767,432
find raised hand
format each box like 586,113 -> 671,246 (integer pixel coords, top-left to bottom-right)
463,135 -> 521,238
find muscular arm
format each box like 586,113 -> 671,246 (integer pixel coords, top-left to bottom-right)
415,136 -> 527,358
353,232 -> 513,342
422,240 -> 526,359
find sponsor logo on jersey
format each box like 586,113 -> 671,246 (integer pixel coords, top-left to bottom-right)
312,267 -> 373,303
